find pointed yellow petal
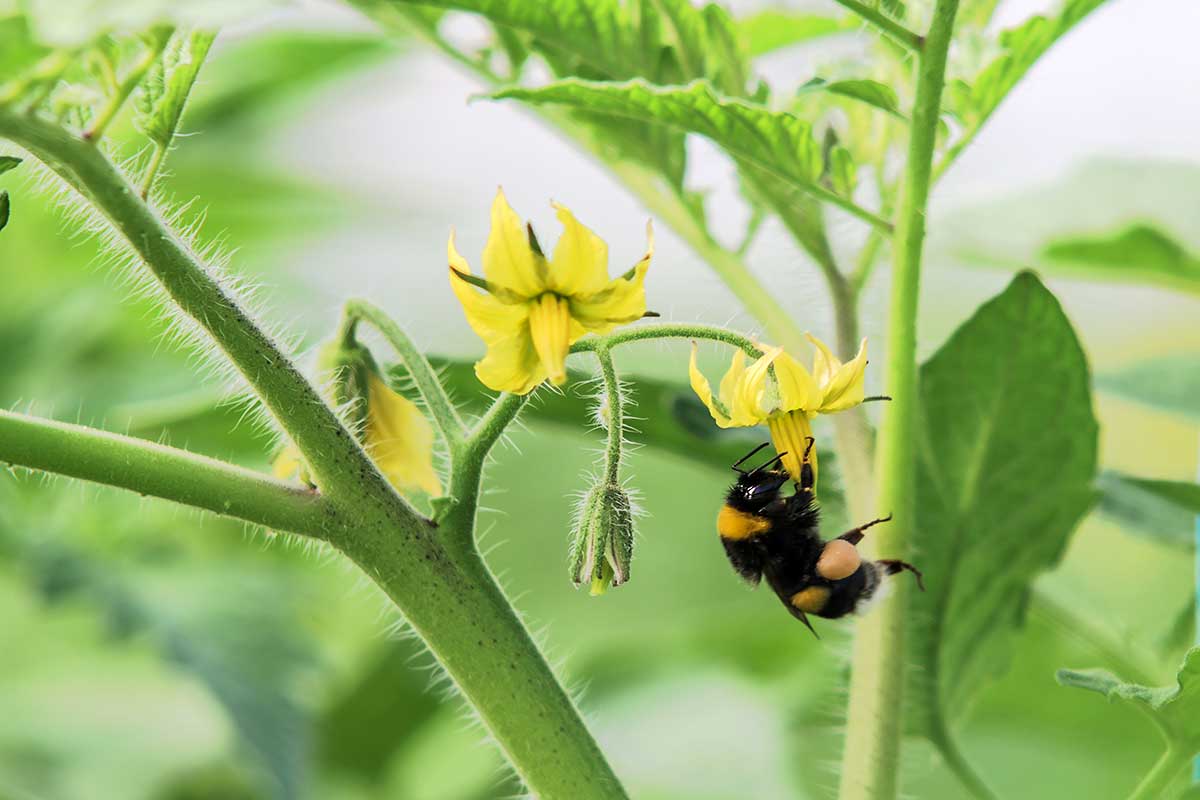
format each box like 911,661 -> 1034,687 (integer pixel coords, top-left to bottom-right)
568,221 -> 653,333
449,232 -> 529,344
815,336 -> 868,412
773,350 -> 820,413
364,374 -> 442,497
475,328 -> 547,395
549,201 -> 609,296
482,187 -> 546,298
689,343 -> 735,427
807,332 -> 843,388
767,410 -> 817,486
733,347 -> 780,424
527,293 -> 573,385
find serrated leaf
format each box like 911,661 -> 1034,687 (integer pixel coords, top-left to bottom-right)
1058,648 -> 1200,750
908,272 -> 1098,744
736,11 -> 854,57
1096,354 -> 1200,421
701,4 -> 748,96
799,77 -> 904,118
1098,471 -> 1197,549
495,79 -> 840,207
1041,223 -> 1200,293
947,0 -> 1108,155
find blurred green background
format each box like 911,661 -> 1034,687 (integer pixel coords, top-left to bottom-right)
1,1 -> 1198,799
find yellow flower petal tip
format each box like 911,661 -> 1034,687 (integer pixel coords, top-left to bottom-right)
449,195 -> 653,395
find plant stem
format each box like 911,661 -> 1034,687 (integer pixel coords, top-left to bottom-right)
83,28 -> 172,142
1127,746 -> 1189,800
0,409 -> 335,536
831,0 -> 926,51
0,109 -> 627,799
839,2 -> 960,799
593,345 -> 625,485
343,298 -> 466,445
573,322 -> 763,357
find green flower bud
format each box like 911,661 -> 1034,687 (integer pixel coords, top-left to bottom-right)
315,337 -> 377,433
569,482 -> 635,596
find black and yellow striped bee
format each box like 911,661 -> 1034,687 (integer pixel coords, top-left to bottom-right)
718,440 -> 924,636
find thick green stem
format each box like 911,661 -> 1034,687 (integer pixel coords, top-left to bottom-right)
827,274 -> 876,520
343,298 -> 467,445
0,109 -> 626,800
0,409 -> 336,537
1127,746 -> 1189,800
839,2 -> 960,799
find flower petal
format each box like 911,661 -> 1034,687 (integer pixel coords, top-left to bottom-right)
569,221 -> 653,333
773,350 -> 820,413
475,327 -> 547,395
808,332 -> 842,387
549,201 -> 609,296
767,410 -> 817,486
812,335 -> 868,412
365,373 -> 442,497
528,293 -> 572,385
732,347 -> 780,424
689,344 -> 737,428
449,232 -> 529,344
482,187 -> 546,298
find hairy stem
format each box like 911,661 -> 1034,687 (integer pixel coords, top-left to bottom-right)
839,2 -> 961,799
593,345 -> 625,486
573,322 -> 763,357
832,0 -> 925,51
0,109 -> 626,800
343,298 -> 467,445
0,409 -> 335,536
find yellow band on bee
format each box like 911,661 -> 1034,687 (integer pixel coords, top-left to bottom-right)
790,586 -> 831,614
717,505 -> 771,540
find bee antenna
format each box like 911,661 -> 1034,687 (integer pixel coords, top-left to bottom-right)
755,452 -> 787,474
731,442 -> 771,473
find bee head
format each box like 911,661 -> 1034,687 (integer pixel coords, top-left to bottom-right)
729,469 -> 789,513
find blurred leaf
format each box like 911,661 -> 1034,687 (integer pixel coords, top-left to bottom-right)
1098,471 -> 1196,549
0,14 -> 49,79
1096,354 -> 1200,421
0,155 -> 20,174
1161,596 -> 1196,655
1041,223 -> 1200,294
20,0 -> 273,46
136,29 -> 215,148
317,636 -> 441,781
1057,648 -> 1200,751
184,30 -> 402,131
0,514 -> 313,800
736,10 -> 854,56
495,80 -> 844,205
799,77 -> 904,118
946,0 -> 1108,158
908,273 -> 1098,751
0,190 -> 8,233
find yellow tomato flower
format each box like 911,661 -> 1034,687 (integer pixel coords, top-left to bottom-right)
449,188 -> 653,394
274,356 -> 441,498
689,334 -> 869,484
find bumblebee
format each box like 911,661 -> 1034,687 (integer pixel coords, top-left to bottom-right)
718,440 -> 924,636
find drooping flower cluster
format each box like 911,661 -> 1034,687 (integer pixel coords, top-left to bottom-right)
448,189 -> 652,394
689,334 -> 870,485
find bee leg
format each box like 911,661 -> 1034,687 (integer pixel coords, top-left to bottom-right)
797,437 -> 817,494
838,513 -> 894,545
878,559 -> 925,591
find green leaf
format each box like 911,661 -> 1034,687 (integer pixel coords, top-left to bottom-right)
736,10 -> 854,57
1096,353 -> 1200,421
0,190 -> 8,233
1041,224 -> 1200,293
799,77 -> 904,118
946,0 -> 1109,159
1098,471 -> 1197,549
1057,648 -> 1200,750
495,79 -> 876,218
135,29 -> 216,148
0,155 -> 21,175
908,272 -> 1099,744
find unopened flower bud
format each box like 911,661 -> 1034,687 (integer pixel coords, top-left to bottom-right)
569,482 -> 635,595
